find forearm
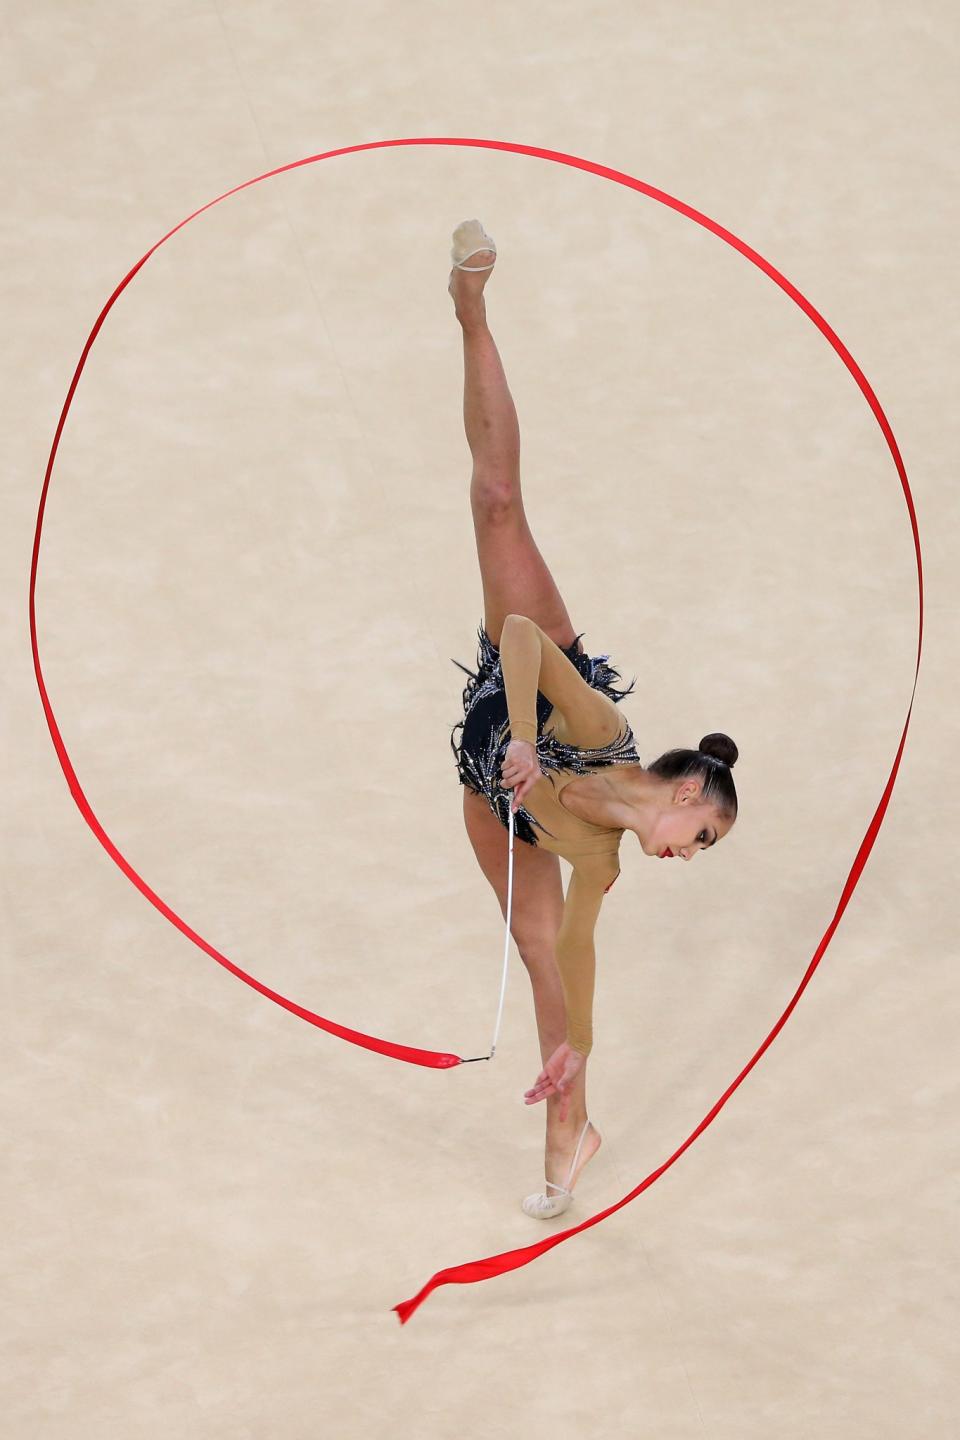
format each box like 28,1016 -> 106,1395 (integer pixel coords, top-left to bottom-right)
554,863 -> 613,1060
556,937 -> 595,1058
499,613 -> 541,744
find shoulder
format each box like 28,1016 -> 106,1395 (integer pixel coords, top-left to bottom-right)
572,850 -> 622,893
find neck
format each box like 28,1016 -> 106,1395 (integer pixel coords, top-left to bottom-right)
616,766 -> 665,843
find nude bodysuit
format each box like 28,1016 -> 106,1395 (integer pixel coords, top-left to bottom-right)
499,613 -> 644,1059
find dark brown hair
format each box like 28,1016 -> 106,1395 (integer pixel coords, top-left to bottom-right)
646,732 -> 739,821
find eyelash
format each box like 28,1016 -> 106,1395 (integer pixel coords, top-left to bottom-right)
698,831 -> 708,844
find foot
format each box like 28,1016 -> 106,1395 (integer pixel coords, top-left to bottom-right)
522,1119 -> 601,1218
545,1118 -> 601,1195
448,242 -> 496,322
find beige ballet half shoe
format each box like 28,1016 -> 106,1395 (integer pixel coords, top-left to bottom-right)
521,1117 -> 595,1219
450,218 -> 497,272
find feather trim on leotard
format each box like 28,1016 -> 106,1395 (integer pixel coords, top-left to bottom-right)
449,621 -> 642,845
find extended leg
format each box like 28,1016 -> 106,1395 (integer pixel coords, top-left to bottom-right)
451,272 -> 580,653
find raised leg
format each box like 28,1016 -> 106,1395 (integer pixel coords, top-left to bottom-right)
453,282 -> 580,653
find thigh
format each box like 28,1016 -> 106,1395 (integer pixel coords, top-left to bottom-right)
462,788 -> 566,958
471,492 -> 579,652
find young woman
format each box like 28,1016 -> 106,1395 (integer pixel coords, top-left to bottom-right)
446,220 -> 739,1218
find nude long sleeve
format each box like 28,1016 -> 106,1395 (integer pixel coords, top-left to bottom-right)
498,613 -> 625,1057
556,860 -> 618,1057
499,613 -> 623,750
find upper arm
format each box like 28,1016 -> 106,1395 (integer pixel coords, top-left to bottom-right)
502,614 -> 623,750
561,855 -> 621,936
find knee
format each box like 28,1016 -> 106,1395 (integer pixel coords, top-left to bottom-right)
513,937 -> 560,975
471,469 -> 520,518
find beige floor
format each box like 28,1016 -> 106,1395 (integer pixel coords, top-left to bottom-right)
3,3 -> 956,1436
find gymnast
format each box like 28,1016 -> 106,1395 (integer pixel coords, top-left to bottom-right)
446,220 -> 739,1218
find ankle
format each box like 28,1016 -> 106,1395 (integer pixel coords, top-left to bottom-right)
456,300 -> 488,333
546,1110 -> 589,1144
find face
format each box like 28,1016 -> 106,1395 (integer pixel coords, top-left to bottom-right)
639,777 -> 734,861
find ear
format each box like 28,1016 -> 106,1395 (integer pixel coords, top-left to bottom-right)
676,778 -> 703,804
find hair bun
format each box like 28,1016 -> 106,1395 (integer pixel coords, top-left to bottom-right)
698,732 -> 738,769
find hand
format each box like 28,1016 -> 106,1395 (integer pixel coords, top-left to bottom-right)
524,1042 -> 586,1123
501,739 -> 544,813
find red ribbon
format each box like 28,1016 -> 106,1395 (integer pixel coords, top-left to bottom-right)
28,138 -> 921,1323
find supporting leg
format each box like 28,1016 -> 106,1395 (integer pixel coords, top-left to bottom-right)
462,791 -> 597,1190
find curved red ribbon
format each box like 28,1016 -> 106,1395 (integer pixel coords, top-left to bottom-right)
391,142 -> 922,1321
28,137 -> 921,1319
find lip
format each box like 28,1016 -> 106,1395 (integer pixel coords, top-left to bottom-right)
659,848 -> 674,859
